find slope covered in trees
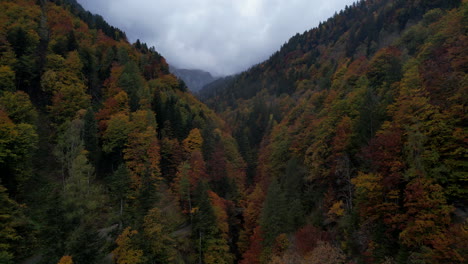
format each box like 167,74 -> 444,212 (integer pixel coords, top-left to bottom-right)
201,0 -> 467,263
1,0 -> 467,263
0,0 -> 246,263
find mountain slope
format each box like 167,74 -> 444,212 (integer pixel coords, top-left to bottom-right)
1,0 -> 466,263
201,0 -> 467,263
0,0 -> 245,263
170,65 -> 217,92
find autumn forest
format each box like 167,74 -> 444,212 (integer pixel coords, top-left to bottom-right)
0,0 -> 466,263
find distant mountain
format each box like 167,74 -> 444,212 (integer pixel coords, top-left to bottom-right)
170,66 -> 217,92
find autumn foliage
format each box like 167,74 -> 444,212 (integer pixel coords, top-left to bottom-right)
0,0 -> 466,263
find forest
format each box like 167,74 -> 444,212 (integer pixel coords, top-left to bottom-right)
0,0 -> 466,264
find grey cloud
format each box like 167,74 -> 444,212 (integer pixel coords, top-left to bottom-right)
77,0 -> 355,76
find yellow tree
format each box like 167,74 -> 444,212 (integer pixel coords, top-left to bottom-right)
44,52 -> 90,125
183,128 -> 203,155
398,178 -> 453,249
96,90 -> 130,133
123,126 -> 161,190
142,208 -> 176,263
302,241 -> 345,264
102,113 -> 131,153
57,256 -> 73,264
113,227 -> 144,264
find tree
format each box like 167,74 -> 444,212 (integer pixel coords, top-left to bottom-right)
113,227 -> 144,264
238,185 -> 265,254
57,256 -> 73,264
142,208 -> 176,263
61,150 -> 106,264
282,158 -> 305,229
208,191 -> 230,239
43,52 -> 90,125
172,162 -> 193,219
183,128 -> 203,155
192,181 -> 218,263
129,110 -> 157,133
118,61 -> 145,111
204,236 -> 234,264
160,137 -> 184,181
108,164 -> 131,226
48,84 -> 90,125
351,172 -> 398,223
123,126 -> 161,191
240,226 -> 263,264
96,90 -> 130,133
0,66 -> 15,92
65,223 -> 103,264
187,150 -> 208,188
397,178 -> 452,249
0,91 -> 37,124
54,118 -> 85,187
294,225 -> 330,256
102,113 -> 131,154
0,184 -> 19,264
0,110 -> 37,195
260,179 -> 288,247
0,111 -> 37,164
302,241 -> 345,264
83,108 -> 98,163
62,150 -> 104,223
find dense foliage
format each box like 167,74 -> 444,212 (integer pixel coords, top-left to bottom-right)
0,0 -> 466,263
201,0 -> 467,263
0,0 -> 245,263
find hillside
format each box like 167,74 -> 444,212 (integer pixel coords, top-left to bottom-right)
0,0 -> 245,263
0,0 -> 467,263
170,66 -> 217,92
201,0 -> 467,263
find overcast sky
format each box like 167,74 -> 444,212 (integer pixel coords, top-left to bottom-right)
77,0 -> 355,76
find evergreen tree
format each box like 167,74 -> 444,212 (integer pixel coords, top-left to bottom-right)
260,179 -> 287,247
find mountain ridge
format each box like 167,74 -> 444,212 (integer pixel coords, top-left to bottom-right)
169,65 -> 217,92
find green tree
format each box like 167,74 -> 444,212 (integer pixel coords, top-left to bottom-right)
142,208 -> 176,263
108,164 -> 131,226
0,184 -> 18,264
0,91 -> 37,124
102,113 -> 131,154
48,85 -> 90,125
260,179 -> 288,247
118,62 -> 145,111
193,181 -> 218,263
0,66 -> 15,92
54,118 -> 85,187
82,108 -> 98,163
61,150 -> 106,264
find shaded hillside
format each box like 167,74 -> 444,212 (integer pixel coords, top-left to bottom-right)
0,0 -> 245,263
170,65 -> 217,92
201,0 -> 467,263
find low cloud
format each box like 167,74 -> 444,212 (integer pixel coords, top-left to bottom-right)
78,0 -> 355,76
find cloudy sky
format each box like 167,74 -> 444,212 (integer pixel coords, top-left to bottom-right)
77,0 -> 355,76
